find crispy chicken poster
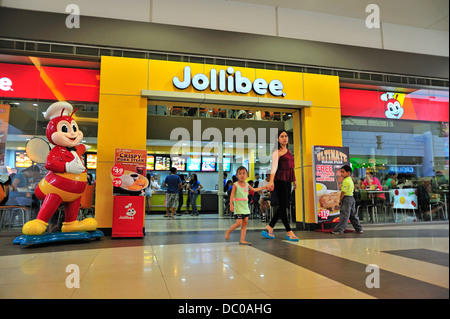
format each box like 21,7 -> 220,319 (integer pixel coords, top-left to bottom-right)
312,146 -> 350,223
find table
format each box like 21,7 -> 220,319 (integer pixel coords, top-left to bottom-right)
366,190 -> 392,223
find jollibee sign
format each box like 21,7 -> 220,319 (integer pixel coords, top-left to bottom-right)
147,60 -> 305,101
173,66 -> 286,97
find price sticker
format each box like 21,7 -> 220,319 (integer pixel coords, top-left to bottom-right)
112,178 -> 122,187
111,164 -> 125,177
318,209 -> 330,219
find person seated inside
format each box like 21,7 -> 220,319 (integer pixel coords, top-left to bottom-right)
362,171 -> 385,222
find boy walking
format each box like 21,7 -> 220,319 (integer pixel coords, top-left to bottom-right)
332,165 -> 363,234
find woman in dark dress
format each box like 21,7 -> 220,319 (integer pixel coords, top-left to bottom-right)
262,130 -> 299,241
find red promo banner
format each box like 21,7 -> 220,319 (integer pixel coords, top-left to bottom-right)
0,62 -> 100,102
112,195 -> 144,238
340,88 -> 449,122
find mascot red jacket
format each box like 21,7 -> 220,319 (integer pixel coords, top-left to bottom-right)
22,101 -> 97,235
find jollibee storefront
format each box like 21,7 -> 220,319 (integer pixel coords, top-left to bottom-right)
94,56 -> 343,234
2,55 -> 447,234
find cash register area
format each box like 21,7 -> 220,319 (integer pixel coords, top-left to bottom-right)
0,215 -> 448,299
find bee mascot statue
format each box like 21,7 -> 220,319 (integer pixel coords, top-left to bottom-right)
22,101 -> 97,235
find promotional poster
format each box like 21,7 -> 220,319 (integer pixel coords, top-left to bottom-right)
111,148 -> 149,196
313,145 -> 350,223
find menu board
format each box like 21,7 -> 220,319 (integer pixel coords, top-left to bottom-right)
201,156 -> 216,172
312,145 -> 350,223
147,155 -> 155,170
15,151 -> 32,168
155,155 -> 171,171
187,156 -> 201,171
216,157 -> 231,172
171,156 -> 186,171
86,153 -> 97,169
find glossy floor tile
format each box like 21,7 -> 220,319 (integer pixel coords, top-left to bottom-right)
0,217 -> 448,300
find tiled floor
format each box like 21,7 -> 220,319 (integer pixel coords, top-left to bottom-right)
0,214 -> 448,299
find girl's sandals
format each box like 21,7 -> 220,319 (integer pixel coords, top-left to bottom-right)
286,232 -> 299,242
261,230 -> 275,239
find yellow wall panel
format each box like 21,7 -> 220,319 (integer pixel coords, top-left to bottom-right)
96,91 -> 147,229
256,69 -> 304,101
301,106 -> 342,224
302,107 -> 342,167
100,56 -> 148,96
97,94 -> 148,160
303,73 -> 340,108
302,166 -> 317,224
93,162 -> 114,228
292,110 -> 303,223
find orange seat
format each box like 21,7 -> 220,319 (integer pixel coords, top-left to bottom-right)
79,184 -> 95,217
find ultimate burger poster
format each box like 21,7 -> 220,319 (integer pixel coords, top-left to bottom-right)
312,145 -> 350,223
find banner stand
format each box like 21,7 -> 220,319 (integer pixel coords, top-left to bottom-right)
111,148 -> 148,238
312,145 -> 352,231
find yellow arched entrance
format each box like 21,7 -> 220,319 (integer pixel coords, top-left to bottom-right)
96,56 -> 342,232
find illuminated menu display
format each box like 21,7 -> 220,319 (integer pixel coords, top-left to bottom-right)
187,156 -> 201,171
15,151 -> 32,168
171,156 -> 186,171
155,155 -> 171,171
147,155 -> 155,170
86,153 -> 97,169
201,157 -> 216,172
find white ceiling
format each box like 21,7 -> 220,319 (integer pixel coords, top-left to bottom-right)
230,0 -> 449,31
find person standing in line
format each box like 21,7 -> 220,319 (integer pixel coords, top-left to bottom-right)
262,130 -> 299,241
332,165 -> 363,235
163,167 -> 182,219
184,175 -> 191,214
176,175 -> 188,216
188,173 -> 203,216
225,166 -> 268,245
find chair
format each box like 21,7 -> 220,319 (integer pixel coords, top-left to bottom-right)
428,193 -> 445,221
79,184 -> 95,219
0,205 -> 27,229
356,190 -> 378,223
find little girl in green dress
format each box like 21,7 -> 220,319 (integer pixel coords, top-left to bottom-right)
225,166 -> 269,245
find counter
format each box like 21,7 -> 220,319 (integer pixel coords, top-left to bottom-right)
148,190 -> 220,213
